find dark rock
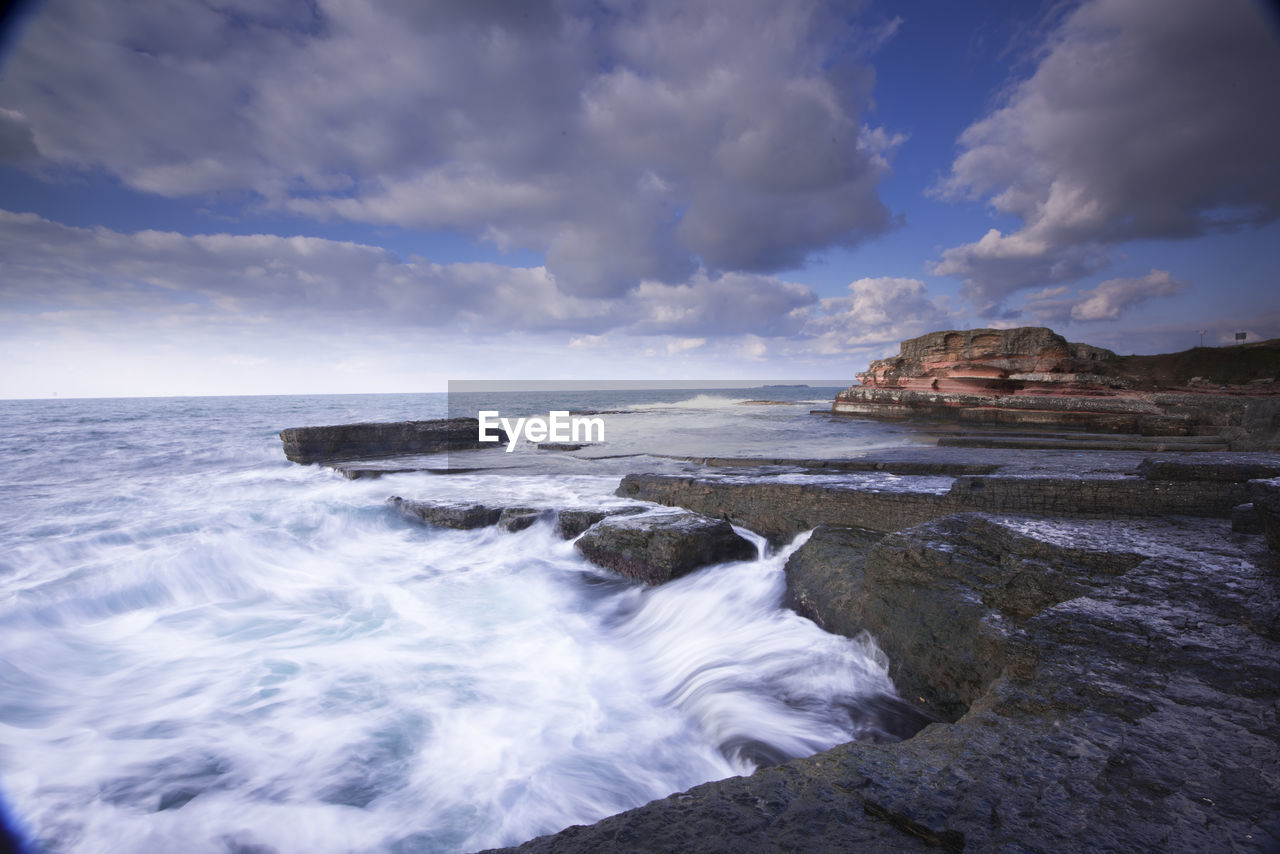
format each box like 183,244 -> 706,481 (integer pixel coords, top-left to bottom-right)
617,469 -> 1251,543
1243,397 -> 1280,433
487,513 -> 1280,854
786,517 -> 1144,721
1233,503 -> 1263,535
388,497 -> 501,530
552,507 -> 645,540
574,512 -> 757,584
279,418 -> 504,464
1249,477 -> 1280,551
782,525 -> 884,637
1137,457 -> 1280,482
947,473 -> 1250,518
497,508 -> 545,532
537,443 -> 587,451
616,474 -> 953,542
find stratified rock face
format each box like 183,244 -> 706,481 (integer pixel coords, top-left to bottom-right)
834,327 -> 1265,435
279,418 -> 501,464
856,327 -> 1119,392
574,512 -> 757,584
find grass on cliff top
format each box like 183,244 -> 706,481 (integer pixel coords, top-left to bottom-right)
1110,338 -> 1280,388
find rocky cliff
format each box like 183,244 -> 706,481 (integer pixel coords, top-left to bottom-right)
834,327 -> 1279,441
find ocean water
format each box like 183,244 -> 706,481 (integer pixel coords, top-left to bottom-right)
0,391 -> 926,854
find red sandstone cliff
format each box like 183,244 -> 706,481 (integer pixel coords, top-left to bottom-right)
834,327 -> 1279,440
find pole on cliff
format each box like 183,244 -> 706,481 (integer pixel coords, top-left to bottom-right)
1199,329 -> 1206,347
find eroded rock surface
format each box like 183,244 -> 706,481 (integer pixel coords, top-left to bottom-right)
389,497 -> 502,529
574,511 -> 757,584
617,454 -> 1255,543
552,507 -> 645,540
1250,477 -> 1280,551
482,513 -> 1280,854
280,418 -> 502,464
832,327 -> 1276,437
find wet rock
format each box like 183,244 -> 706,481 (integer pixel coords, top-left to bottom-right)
1137,456 -> 1280,482
617,474 -> 954,542
537,443 -> 587,451
497,508 -> 545,532
388,497 -> 501,530
1232,503 -> 1263,535
280,418 -> 504,464
574,512 -> 756,584
487,513 -> 1280,854
617,467 -> 1251,543
1249,477 -> 1280,551
552,507 -> 644,540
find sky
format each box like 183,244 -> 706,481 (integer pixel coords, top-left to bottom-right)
0,0 -> 1277,398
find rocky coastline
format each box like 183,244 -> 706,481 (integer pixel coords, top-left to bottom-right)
830,327 -> 1280,447
278,332 -> 1280,853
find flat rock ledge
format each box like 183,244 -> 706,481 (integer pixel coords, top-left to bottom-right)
481,512 -> 1280,854
574,512 -> 757,585
390,497 -> 503,529
390,499 -> 645,539
616,454 -> 1280,543
830,327 -> 1280,443
280,417 -> 504,464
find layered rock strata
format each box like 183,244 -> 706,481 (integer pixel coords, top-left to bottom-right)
833,327 -> 1272,437
617,455 -> 1276,543
279,417 -> 502,464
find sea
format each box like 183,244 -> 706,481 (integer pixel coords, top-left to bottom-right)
0,388 -> 932,854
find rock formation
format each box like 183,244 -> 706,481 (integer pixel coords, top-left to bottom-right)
574,512 -> 757,584
482,490 -> 1280,853
832,327 -> 1277,437
279,417 -> 504,464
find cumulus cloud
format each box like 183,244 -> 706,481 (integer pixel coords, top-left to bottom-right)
1021,270 -> 1188,323
0,209 -> 822,339
1070,269 -> 1188,321
801,276 -> 957,353
0,0 -> 900,295
932,0 -> 1280,309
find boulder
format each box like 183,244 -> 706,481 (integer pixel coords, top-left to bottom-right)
552,507 -> 645,540
388,497 -> 501,529
1232,502 -> 1263,535
280,418 -> 504,464
1249,477 -> 1280,551
574,512 -> 757,584
497,508 -> 545,532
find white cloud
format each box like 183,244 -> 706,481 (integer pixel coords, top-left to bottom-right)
0,0 -> 899,296
932,0 -> 1280,309
1020,269 -> 1188,323
801,276 -> 957,353
1069,269 -> 1187,321
0,210 -> 822,339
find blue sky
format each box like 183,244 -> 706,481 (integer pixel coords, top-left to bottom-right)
0,0 -> 1277,398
